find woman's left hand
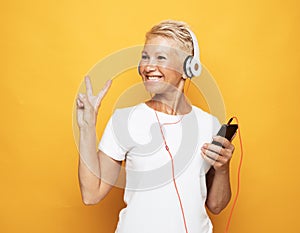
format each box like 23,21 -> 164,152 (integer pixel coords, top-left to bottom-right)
201,136 -> 235,173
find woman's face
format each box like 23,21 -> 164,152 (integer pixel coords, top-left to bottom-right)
139,36 -> 188,95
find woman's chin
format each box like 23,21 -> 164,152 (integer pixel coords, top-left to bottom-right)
143,81 -> 168,94
143,80 -> 182,95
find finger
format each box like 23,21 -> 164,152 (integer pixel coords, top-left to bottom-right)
226,142 -> 235,152
202,150 -> 230,170
85,75 -> 93,97
96,79 -> 112,106
78,93 -> 91,109
76,99 -> 84,108
203,143 -> 222,155
201,152 -> 217,166
205,142 -> 234,158
212,135 -> 229,146
201,147 -> 220,161
212,136 -> 234,150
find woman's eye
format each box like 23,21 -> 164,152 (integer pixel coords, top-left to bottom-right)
141,55 -> 149,60
157,56 -> 166,60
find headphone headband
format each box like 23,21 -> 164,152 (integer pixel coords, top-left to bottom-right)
186,28 -> 200,63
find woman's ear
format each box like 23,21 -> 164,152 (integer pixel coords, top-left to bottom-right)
182,73 -> 188,80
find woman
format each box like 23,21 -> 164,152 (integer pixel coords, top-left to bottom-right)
76,20 -> 235,233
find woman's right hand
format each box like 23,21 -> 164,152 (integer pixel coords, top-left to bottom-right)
76,76 -> 112,129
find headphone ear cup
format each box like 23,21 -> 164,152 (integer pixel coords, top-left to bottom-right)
190,58 -> 202,77
183,55 -> 193,79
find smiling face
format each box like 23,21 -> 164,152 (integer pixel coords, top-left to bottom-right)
139,36 -> 188,95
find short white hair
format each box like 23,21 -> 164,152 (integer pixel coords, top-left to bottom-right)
145,20 -> 194,55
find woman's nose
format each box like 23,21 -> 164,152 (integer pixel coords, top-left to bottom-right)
144,57 -> 158,70
144,63 -> 157,72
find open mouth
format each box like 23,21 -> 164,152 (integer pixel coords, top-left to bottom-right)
146,75 -> 163,81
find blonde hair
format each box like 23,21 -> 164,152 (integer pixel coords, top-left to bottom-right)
145,20 -> 194,55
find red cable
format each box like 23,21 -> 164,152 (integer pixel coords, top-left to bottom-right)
151,79 -> 192,233
224,116 -> 243,233
154,110 -> 189,233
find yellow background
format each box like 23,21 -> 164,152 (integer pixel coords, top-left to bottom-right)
1,0 -> 299,233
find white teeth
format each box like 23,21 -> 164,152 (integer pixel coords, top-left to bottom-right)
147,76 -> 161,80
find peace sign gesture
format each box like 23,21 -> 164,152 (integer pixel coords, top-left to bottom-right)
76,76 -> 112,129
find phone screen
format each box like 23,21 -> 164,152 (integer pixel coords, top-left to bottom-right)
212,124 -> 238,147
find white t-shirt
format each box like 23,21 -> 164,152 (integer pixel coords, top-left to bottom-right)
98,103 -> 220,233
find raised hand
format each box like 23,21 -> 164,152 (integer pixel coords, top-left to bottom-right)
76,76 -> 112,129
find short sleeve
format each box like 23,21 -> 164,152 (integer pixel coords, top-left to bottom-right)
212,115 -> 221,136
202,114 -> 222,174
98,111 -> 127,161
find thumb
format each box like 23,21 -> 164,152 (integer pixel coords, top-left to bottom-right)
76,98 -> 84,109
78,93 -> 91,109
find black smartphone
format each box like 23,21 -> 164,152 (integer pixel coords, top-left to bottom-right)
212,120 -> 238,147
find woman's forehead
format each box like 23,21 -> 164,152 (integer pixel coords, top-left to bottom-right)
143,36 -> 188,56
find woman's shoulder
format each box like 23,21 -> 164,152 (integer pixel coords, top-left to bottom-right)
110,103 -> 152,122
192,105 -> 214,117
113,103 -> 149,114
191,105 -> 221,134
191,105 -> 220,124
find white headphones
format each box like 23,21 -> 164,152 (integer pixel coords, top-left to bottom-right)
183,28 -> 202,79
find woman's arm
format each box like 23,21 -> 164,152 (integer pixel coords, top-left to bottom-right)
78,127 -> 121,205
77,77 -> 120,205
201,135 -> 235,214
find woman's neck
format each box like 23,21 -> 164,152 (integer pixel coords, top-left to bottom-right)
146,93 -> 191,115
